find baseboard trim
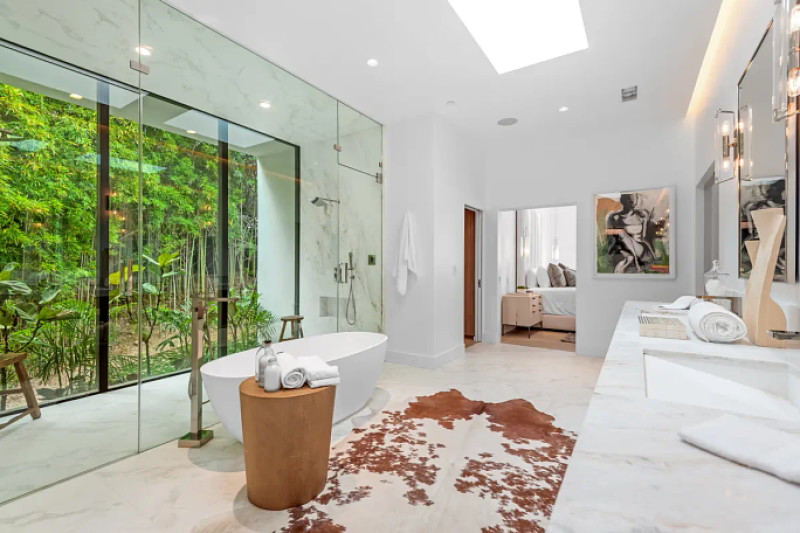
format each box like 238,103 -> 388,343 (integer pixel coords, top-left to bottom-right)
386,343 -> 465,369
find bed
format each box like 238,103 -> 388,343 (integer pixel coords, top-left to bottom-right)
529,287 -> 576,332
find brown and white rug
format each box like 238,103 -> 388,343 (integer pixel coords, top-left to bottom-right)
200,389 -> 576,533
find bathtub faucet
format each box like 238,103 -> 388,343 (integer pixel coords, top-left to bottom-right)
178,295 -> 239,449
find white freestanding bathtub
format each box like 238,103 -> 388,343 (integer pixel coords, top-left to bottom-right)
201,332 -> 388,443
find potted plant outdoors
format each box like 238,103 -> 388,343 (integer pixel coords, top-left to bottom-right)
0,263 -> 78,410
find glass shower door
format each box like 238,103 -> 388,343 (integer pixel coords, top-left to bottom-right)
337,103 -> 383,333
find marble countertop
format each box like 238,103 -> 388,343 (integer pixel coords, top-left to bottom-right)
548,301 -> 800,533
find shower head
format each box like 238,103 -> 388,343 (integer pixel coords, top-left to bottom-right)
311,197 -> 339,207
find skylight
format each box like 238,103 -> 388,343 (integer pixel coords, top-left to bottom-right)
448,0 -> 588,74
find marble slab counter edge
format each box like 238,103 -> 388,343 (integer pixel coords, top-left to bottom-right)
548,301 -> 800,533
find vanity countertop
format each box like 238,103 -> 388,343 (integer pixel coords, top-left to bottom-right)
549,300 -> 800,533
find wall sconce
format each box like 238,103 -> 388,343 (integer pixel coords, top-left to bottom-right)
715,109 -> 738,183
773,0 -> 800,121
738,105 -> 753,181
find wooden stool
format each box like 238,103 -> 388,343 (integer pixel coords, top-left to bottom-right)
0,353 -> 41,430
239,378 -> 335,510
279,315 -> 305,341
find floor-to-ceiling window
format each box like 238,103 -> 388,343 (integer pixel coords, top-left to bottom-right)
0,43 -> 300,501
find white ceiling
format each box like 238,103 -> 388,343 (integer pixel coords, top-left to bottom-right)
165,0 -> 722,139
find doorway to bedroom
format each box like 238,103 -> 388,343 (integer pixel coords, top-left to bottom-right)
498,205 -> 577,352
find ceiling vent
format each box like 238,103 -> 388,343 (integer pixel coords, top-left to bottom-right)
621,86 -> 638,103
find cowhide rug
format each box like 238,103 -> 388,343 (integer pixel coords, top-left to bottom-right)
199,389 -> 576,533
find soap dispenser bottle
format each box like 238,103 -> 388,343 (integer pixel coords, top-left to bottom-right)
704,260 -> 729,297
255,340 -> 281,392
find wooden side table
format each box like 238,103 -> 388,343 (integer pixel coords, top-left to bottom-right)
239,378 -> 335,510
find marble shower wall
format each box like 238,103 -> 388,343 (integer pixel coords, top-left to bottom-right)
336,103 -> 384,333
0,0 -> 383,336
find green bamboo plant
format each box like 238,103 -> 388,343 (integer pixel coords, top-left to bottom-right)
0,263 -> 77,408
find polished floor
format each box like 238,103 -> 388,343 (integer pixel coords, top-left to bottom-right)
502,327 -> 577,352
0,373 -> 218,504
0,344 -> 603,532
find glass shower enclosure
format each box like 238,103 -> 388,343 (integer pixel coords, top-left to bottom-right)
0,0 -> 383,504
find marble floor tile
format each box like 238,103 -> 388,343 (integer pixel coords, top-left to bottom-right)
0,344 -> 603,532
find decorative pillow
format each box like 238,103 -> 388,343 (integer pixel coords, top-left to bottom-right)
535,266 -> 551,288
547,263 -> 567,288
559,263 -> 577,287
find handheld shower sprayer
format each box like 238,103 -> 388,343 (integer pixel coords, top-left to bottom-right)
345,252 -> 357,326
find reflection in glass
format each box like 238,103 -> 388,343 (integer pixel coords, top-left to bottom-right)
0,45 -> 139,503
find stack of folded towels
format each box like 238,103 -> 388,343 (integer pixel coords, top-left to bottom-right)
274,352 -> 341,389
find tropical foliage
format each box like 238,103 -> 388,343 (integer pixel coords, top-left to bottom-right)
0,82 -> 275,411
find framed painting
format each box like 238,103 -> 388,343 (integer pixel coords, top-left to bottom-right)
594,186 -> 675,279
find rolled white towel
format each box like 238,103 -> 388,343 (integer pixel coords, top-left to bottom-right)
679,414 -> 800,485
297,355 -> 339,381
275,352 -> 307,389
658,296 -> 700,310
308,377 -> 341,389
687,301 -> 747,343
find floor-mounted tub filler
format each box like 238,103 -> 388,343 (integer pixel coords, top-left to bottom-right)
201,332 -> 388,442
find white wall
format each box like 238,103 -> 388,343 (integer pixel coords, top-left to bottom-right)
484,120 -> 696,357
498,211 -> 516,295
385,115 -> 486,367
691,0 -> 800,328
384,116 -> 437,362
257,150 -> 297,321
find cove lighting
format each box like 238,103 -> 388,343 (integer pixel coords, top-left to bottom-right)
448,0 -> 588,74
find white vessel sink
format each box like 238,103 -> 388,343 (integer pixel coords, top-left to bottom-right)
643,350 -> 800,422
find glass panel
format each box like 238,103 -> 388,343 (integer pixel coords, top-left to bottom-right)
140,0 -> 341,338
337,166 -> 383,333
0,45 -> 139,503
138,95 -> 223,450
338,102 -> 383,176
228,124 -> 298,350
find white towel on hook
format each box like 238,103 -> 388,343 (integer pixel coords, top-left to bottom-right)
393,211 -> 418,296
679,414 -> 800,485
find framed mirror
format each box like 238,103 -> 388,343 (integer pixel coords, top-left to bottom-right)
738,22 -> 797,283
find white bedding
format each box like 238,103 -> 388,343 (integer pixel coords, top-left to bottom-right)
530,287 -> 576,316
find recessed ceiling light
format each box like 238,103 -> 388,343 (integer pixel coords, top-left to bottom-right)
559,106 -> 569,113
186,130 -> 196,134
448,0 -> 588,74
260,101 -> 271,109
497,118 -> 518,126
135,46 -> 152,56
367,59 -> 379,67
69,93 -> 83,100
